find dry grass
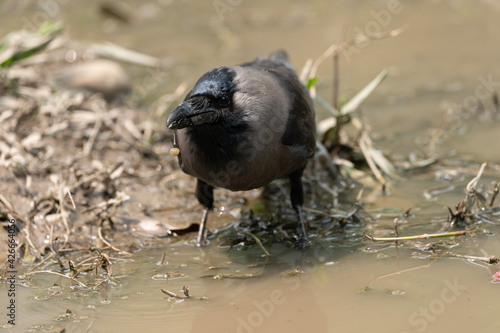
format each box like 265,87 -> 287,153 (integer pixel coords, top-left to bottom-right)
0,24 -> 185,283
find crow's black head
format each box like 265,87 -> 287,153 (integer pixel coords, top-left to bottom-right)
167,67 -> 237,129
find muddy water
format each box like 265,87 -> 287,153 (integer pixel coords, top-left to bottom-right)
2,1 -> 500,332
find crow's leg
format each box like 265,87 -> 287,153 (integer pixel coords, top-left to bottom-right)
195,179 -> 214,247
289,168 -> 309,249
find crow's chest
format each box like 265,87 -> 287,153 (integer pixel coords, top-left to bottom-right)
175,128 -> 292,191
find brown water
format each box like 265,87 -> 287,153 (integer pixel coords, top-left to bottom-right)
2,1 -> 500,332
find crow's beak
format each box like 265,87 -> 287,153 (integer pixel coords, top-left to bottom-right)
167,101 -> 217,130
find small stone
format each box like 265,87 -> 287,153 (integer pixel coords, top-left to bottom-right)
52,59 -> 131,101
388,289 -> 406,296
134,219 -> 171,237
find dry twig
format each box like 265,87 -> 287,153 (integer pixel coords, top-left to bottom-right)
364,229 -> 476,242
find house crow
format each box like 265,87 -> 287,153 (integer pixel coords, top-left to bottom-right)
167,51 -> 316,248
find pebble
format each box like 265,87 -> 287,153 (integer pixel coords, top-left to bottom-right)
52,59 -> 131,101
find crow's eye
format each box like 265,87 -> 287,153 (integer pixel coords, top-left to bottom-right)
219,95 -> 231,107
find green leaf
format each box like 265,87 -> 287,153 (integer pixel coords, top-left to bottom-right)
1,36 -> 54,67
0,40 -> 7,54
306,77 -> 317,90
37,21 -> 63,36
0,21 -> 63,68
